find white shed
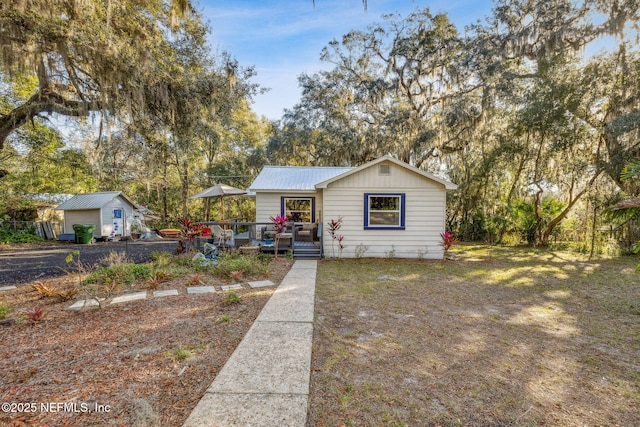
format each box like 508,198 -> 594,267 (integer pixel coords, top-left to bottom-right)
249,155 -> 457,259
56,191 -> 138,239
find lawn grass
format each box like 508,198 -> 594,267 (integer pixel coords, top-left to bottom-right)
308,244 -> 640,426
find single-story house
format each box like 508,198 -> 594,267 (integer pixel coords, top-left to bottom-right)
248,155 -> 457,259
55,191 -> 138,239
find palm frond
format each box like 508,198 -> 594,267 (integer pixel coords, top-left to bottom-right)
621,160 -> 640,181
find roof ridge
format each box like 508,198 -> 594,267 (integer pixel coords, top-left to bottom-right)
263,165 -> 352,169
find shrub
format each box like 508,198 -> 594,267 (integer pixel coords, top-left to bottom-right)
215,253 -> 270,277
84,263 -> 152,285
327,217 -> 344,259
151,251 -> 172,266
226,291 -> 242,305
103,251 -> 131,266
0,303 -> 10,319
32,282 -> 59,298
440,231 -> 459,257
187,273 -> 205,286
25,307 -> 45,324
152,269 -> 172,282
54,288 -> 80,301
145,277 -> 163,290
32,282 -> 79,301
0,230 -> 43,244
256,253 -> 272,263
355,244 -> 369,259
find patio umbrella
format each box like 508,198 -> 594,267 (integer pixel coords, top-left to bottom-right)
189,183 -> 247,219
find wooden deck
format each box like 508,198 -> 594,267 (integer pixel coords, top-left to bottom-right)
199,221 -> 322,259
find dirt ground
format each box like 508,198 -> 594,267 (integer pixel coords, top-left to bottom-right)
0,251 -> 293,427
308,246 -> 640,426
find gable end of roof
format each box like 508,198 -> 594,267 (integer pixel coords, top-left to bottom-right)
315,155 -> 458,190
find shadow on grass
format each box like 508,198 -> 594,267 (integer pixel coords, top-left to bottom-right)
309,244 -> 640,426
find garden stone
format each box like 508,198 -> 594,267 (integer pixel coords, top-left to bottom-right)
247,280 -> 275,288
66,298 -> 104,310
187,286 -> 216,294
110,292 -> 147,304
153,289 -> 180,297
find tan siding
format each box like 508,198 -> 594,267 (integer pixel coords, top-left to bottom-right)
62,196 -> 135,237
327,160 -> 444,191
322,166 -> 447,259
255,193 -> 281,223
63,210 -> 101,236
254,159 -> 450,259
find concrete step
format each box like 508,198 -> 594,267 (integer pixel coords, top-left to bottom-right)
293,246 -> 321,260
294,256 -> 321,260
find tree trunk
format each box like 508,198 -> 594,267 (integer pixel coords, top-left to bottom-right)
540,170 -> 603,246
178,159 -> 189,218
589,204 -> 598,260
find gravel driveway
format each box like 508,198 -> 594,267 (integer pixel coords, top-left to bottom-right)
0,239 -> 178,286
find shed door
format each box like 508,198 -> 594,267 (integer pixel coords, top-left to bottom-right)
112,209 -> 124,237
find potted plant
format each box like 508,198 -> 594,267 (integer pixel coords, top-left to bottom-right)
129,220 -> 145,240
269,214 -> 289,257
263,231 -> 274,245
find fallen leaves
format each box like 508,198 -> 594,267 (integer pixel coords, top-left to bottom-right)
0,258 -> 293,426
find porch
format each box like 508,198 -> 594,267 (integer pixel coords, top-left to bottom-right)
196,221 -> 322,259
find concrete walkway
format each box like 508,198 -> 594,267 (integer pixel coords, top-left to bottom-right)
183,260 -> 317,427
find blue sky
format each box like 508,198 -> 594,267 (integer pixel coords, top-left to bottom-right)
197,0 -> 495,120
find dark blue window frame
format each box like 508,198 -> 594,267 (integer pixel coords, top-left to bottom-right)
364,193 -> 406,230
280,196 -> 316,223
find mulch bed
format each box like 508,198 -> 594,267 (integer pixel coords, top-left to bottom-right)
0,256 -> 293,427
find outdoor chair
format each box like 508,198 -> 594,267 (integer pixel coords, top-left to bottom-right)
212,224 -> 234,247
296,222 -> 318,242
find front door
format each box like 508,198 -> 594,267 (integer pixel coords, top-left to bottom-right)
113,209 -> 124,237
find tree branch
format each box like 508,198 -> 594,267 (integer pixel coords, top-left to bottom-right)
0,88 -> 99,150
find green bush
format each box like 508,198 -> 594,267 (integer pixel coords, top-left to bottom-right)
151,251 -> 172,266
215,253 -> 271,277
84,263 -> 153,285
0,230 -> 43,244
0,302 -> 10,319
225,291 -> 242,305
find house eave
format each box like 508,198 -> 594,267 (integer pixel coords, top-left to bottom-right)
248,188 -> 320,194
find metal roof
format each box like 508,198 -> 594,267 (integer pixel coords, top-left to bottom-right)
248,166 -> 353,191
56,192 -> 138,210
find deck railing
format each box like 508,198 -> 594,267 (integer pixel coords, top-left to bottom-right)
199,220 -> 322,255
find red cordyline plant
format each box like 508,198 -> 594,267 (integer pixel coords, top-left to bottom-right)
269,214 -> 288,234
337,235 -> 345,258
177,218 -> 204,253
327,217 -> 344,259
440,231 -> 458,257
269,214 -> 289,257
